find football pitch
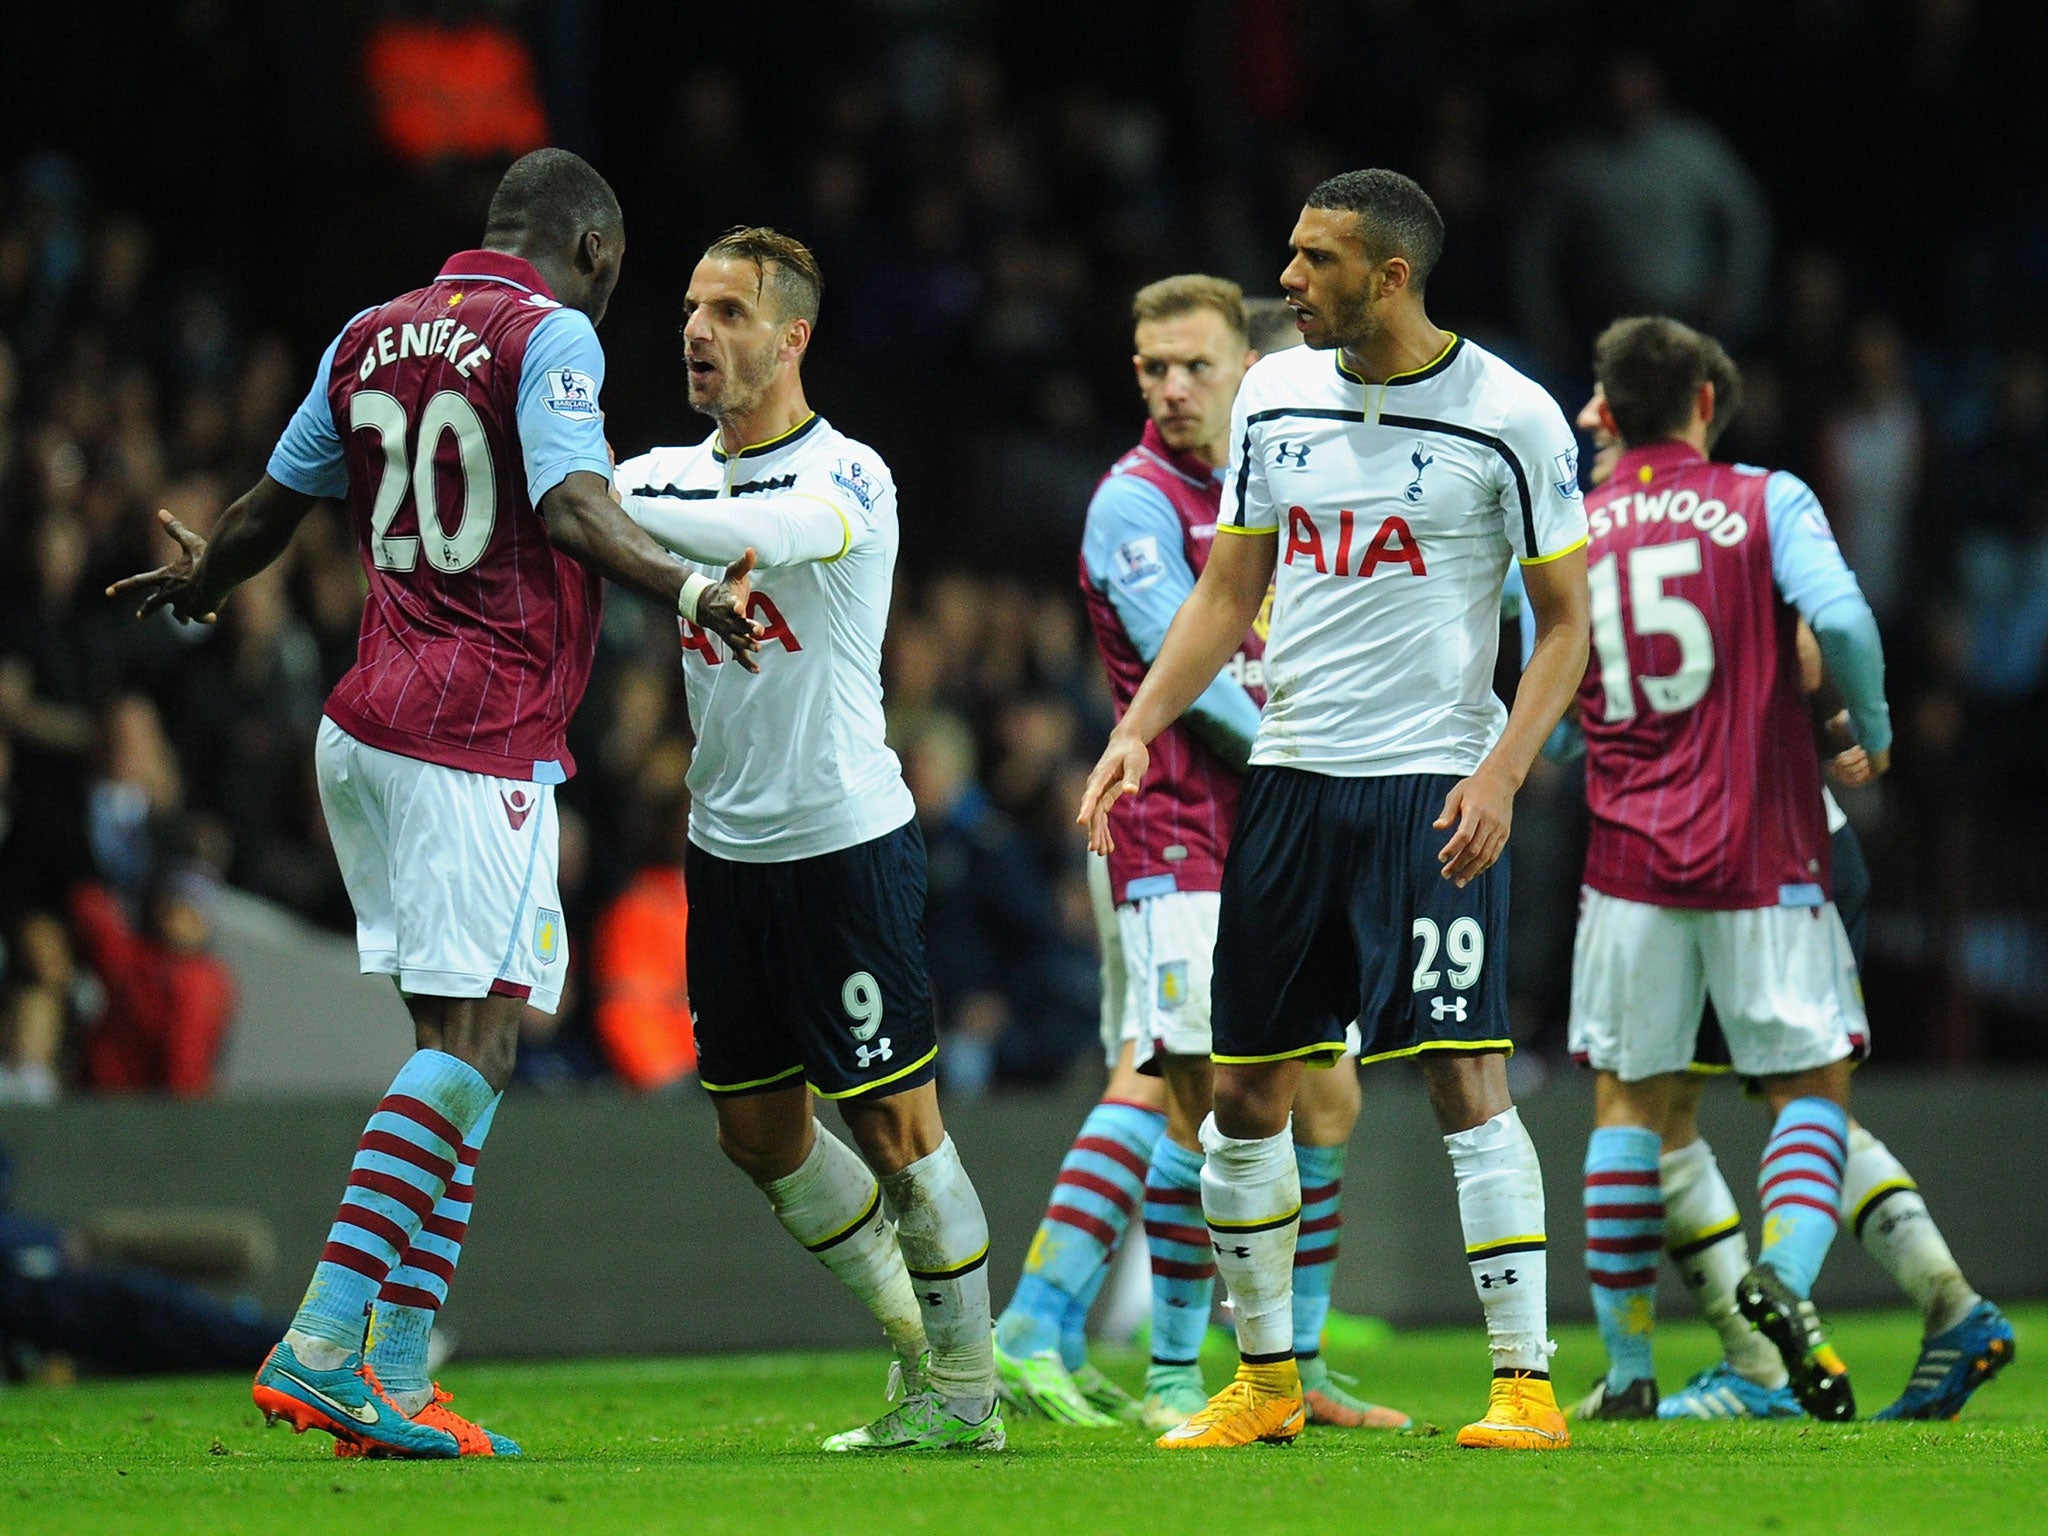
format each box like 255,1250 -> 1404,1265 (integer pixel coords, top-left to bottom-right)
3,1307 -> 2040,1536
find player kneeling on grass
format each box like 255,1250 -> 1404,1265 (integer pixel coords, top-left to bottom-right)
612,228 -> 1001,1453
1080,171 -> 1592,1452
1559,362 -> 2015,1424
992,283 -> 1407,1435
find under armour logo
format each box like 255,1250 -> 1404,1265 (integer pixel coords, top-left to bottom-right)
1405,444 -> 1435,503
922,1292 -> 944,1307
855,1038 -> 894,1069
1430,996 -> 1468,1022
1273,441 -> 1311,468
1478,1268 -> 1519,1289
1213,1242 -> 1251,1260
501,789 -> 534,831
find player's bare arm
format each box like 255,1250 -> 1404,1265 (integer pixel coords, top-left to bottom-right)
539,470 -> 764,670
1079,527 -> 1276,854
1436,546 -> 1589,886
107,475 -> 320,623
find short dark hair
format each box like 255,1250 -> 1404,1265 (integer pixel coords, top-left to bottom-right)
704,226 -> 823,325
1303,169 -> 1445,291
1593,315 -> 1746,447
1243,298 -> 1301,356
483,148 -> 623,250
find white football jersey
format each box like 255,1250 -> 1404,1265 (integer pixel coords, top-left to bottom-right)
614,415 -> 914,862
1220,335 -> 1588,777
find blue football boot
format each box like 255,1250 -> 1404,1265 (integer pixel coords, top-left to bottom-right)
253,1340 -> 461,1458
1656,1362 -> 1803,1420
1873,1301 -> 2016,1421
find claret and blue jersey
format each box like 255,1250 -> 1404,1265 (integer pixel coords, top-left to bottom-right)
1576,440 -> 1890,910
266,249 -> 615,782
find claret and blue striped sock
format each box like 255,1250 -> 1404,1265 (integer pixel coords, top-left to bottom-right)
996,1100 -> 1163,1361
364,1094 -> 501,1406
1291,1142 -> 1346,1360
286,1050 -> 498,1367
1757,1097 -> 1850,1298
1584,1124 -> 1663,1392
1143,1135 -> 1215,1369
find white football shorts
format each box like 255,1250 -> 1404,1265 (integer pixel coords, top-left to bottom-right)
1568,887 -> 1867,1082
316,717 -> 568,1014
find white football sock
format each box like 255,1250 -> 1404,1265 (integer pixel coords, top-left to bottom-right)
1199,1114 -> 1300,1363
761,1125 -> 928,1368
1661,1138 -> 1785,1388
881,1136 -> 995,1421
1446,1107 -> 1552,1375
1841,1125 -> 1980,1337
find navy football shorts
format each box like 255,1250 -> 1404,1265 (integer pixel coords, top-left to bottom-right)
1211,766 -> 1511,1069
685,819 -> 940,1101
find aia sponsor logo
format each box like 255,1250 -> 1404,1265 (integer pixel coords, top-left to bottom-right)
680,591 -> 802,664
501,789 -> 536,830
1284,507 -> 1426,578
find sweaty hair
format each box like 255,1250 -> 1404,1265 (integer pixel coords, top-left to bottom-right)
1131,274 -> 1247,342
483,148 -> 623,250
1593,315 -> 1746,447
1243,297 -> 1302,356
1302,169 -> 1445,291
704,226 -> 823,325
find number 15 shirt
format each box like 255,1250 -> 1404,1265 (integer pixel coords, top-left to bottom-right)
1576,441 -> 1890,910
266,250 -> 615,784
1220,335 -> 1588,779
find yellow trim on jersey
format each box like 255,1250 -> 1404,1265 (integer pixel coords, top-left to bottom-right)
1337,333 -> 1460,386
1357,1036 -> 1514,1068
700,1062 -> 806,1095
812,1045 -> 939,1100
714,411 -> 819,462
782,491 -> 854,562
1685,1061 -> 1736,1077
1518,534 -> 1590,568
1214,521 -> 1279,538
1849,1177 -> 1918,1229
1212,1040 -> 1350,1066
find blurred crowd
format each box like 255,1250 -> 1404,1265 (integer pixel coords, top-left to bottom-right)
2,0 -> 2045,1102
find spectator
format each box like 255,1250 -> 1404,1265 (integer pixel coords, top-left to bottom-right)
1818,315 -> 1925,627
1514,54 -> 1772,362
70,864 -> 236,1096
0,911 -> 71,1106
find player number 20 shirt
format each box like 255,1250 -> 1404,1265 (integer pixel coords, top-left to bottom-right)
1221,336 -> 1588,777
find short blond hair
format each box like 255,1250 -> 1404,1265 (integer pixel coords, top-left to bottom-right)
1131,275 -> 1247,342
704,225 -> 823,324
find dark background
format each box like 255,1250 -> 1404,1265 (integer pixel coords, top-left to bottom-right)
2,0 -> 2046,1102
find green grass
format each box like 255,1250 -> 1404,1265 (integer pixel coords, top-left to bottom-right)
1,1307 -> 2039,1536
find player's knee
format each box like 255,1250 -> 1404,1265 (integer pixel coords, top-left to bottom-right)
717,1116 -> 809,1184
840,1089 -> 943,1175
1211,1067 -> 1290,1140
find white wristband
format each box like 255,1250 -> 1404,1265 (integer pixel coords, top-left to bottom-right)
678,571 -> 715,622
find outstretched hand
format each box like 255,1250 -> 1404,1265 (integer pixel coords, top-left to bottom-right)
698,547 -> 766,673
105,509 -> 218,624
1077,732 -> 1150,856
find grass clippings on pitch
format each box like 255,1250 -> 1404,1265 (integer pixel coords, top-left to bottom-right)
1,1306 -> 2040,1536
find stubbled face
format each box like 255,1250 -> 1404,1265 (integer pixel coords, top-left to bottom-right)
679,256 -> 791,420
1133,309 -> 1250,458
1576,385 -> 1621,487
1279,206 -> 1379,352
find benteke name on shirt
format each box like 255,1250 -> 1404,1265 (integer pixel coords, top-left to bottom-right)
354,318 -> 495,382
